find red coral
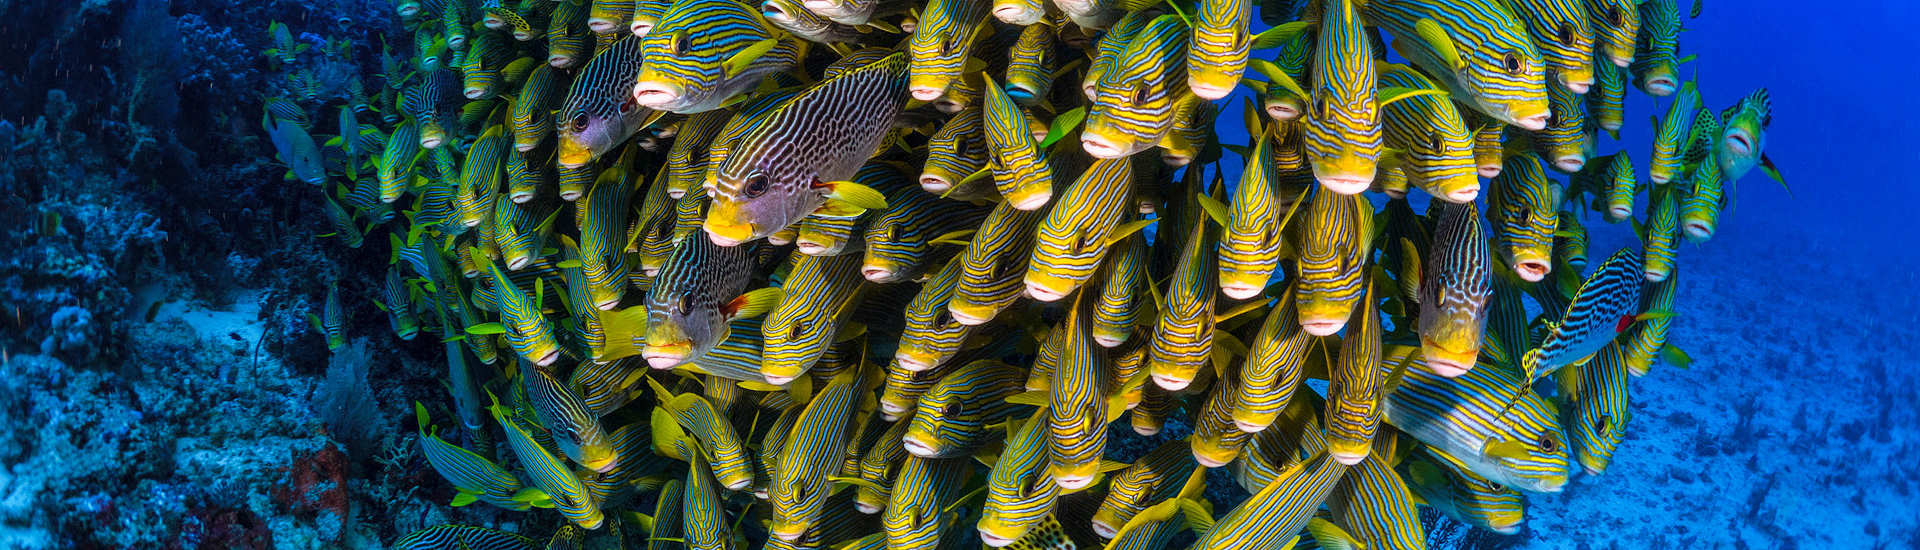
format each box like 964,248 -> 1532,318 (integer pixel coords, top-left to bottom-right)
273,442 -> 348,522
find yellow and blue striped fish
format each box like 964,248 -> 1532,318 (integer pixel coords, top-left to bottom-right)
378,266 -> 421,341
1621,270 -> 1683,376
457,30 -> 505,100
1587,58 -> 1626,138
392,525 -> 539,550
654,384 -> 759,490
481,259 -> 563,367
1506,0 -> 1595,92
547,1 -> 590,68
490,393 -> 604,529
634,0 -> 801,113
589,0 -> 636,32
1533,77 -> 1590,173
502,143 -> 548,204
1305,0 -> 1383,195
1649,81 -> 1700,184
458,125 -> 509,229
1231,286 -> 1308,432
798,162 -> 913,256
1418,202 -> 1492,378
1083,10 -> 1155,100
683,451 -> 735,550
1486,152 -> 1561,283
1565,342 -> 1633,475
1048,289 -> 1111,490
862,182 -> 993,284
630,0 -> 671,35
1588,0 -> 1640,67
906,0 -> 988,101
1193,451 -> 1349,550
1330,434 -> 1426,550
510,64 -> 561,152
488,193 -> 553,270
1083,14 -> 1190,159
557,35 -> 651,168
705,53 -> 907,246
896,257 -> 979,372
1157,95 -> 1217,166
1324,278 -> 1383,464
1363,0 -> 1550,130
770,367 -> 869,541
375,117 -> 422,204
979,408 -> 1055,547
1295,186 -> 1372,336
1407,448 -> 1527,534
855,418 -> 910,513
645,478 -> 686,550
1382,357 -> 1572,493
882,456 -> 972,550
762,0 -> 862,44
1716,88 -> 1774,184
414,403 -> 540,510
1026,156 -> 1136,301
576,174 -> 634,310
761,253 -> 865,385
981,74 -> 1056,211
1641,189 -> 1679,282
1192,369 -> 1256,467
665,110 -> 730,198
524,366 -> 617,473
1091,439 -> 1197,539
904,359 -> 1026,458
918,108 -> 993,198
1630,0 -> 1682,96
1186,0 -> 1250,99
1219,134 -> 1285,299
1004,22 -> 1057,103
947,199 -> 1045,325
1377,64 -> 1477,203
1092,231 -> 1147,348
1147,199 -> 1219,391
1679,137 -> 1727,243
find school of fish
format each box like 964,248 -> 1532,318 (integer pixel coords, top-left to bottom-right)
263,0 -> 1783,546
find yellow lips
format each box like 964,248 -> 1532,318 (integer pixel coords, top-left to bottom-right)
557,136 -> 593,168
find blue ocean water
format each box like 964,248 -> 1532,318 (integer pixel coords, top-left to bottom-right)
1,0 -> 1915,548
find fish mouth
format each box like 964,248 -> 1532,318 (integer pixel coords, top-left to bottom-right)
1080,133 -> 1129,159
1684,221 -> 1714,242
1608,205 -> 1632,222
918,173 -> 951,192
586,19 -> 619,34
1053,471 -> 1095,491
1233,418 -> 1270,433
1444,183 -> 1482,204
763,372 -> 797,386
1644,76 -> 1677,96
548,55 -> 576,69
1192,450 -> 1230,468
1537,476 -> 1568,493
1515,113 -> 1549,131
770,526 -> 806,542
511,190 -> 537,204
1421,351 -> 1474,378
630,21 -> 656,37
1299,318 -> 1347,337
1220,282 -> 1265,300
1081,83 -> 1099,101
705,221 -> 755,247
1725,131 -> 1753,156
1265,101 -> 1302,121
534,349 -> 560,367
1553,155 -> 1587,173
1187,78 -> 1235,101
1151,373 -> 1192,391
896,351 -> 935,372
633,82 -> 684,109
1090,519 -> 1120,539
1092,332 -> 1128,348
1489,519 -> 1523,535
595,297 -> 622,311
1025,279 -> 1069,302
1477,162 -> 1503,179
1315,173 -> 1373,196
1643,267 -> 1670,283
1133,423 -> 1161,436
1161,151 -> 1193,167
506,255 -> 534,271
978,528 -> 1017,548
558,188 -> 584,201
855,501 -> 883,514
934,98 -> 967,114
463,86 -> 491,100
992,4 -> 1041,25
1329,449 -> 1369,466
1006,85 -> 1038,103
1560,74 -> 1593,95
1607,50 -> 1633,68
862,264 -> 897,283
879,400 -> 910,421
419,134 -> 446,150
1582,461 -> 1608,476
902,435 -> 941,458
796,240 -> 832,255
1007,189 -> 1053,211
910,86 -> 947,102
1515,260 -> 1551,282
557,139 -> 593,168
947,305 -> 993,326
642,344 -> 690,369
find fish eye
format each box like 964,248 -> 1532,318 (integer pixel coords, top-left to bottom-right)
1594,415 -> 1610,436
1518,207 -> 1532,223
1131,83 -> 1150,105
673,31 -> 692,56
1314,94 -> 1328,119
743,173 -> 771,198
955,138 -> 971,157
1502,52 -> 1522,74
790,320 -> 805,339
1428,132 -> 1442,151
940,400 -> 962,418
933,309 -> 952,327
1556,23 -> 1573,45
570,112 -> 590,132
675,294 -> 689,315
1538,434 -> 1558,452
1608,5 -> 1624,26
